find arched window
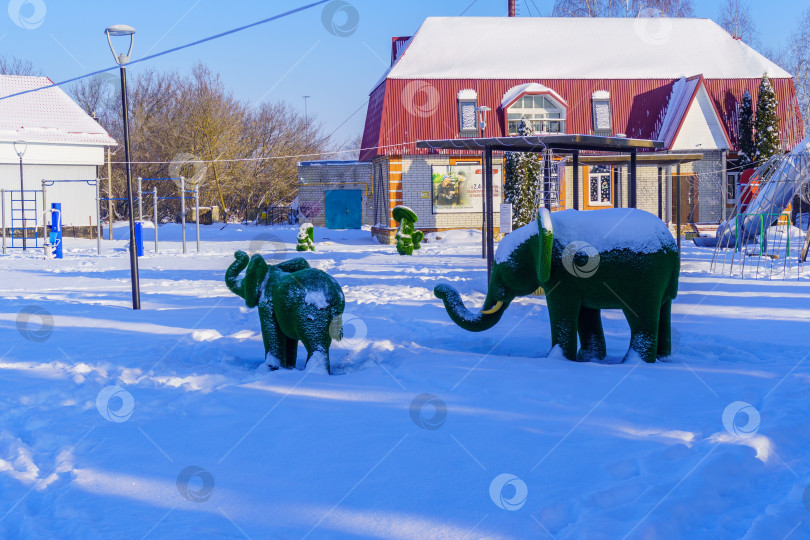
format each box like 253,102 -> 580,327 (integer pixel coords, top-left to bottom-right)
503,88 -> 567,135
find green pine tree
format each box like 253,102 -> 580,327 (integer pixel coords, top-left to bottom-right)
503,119 -> 540,228
737,90 -> 755,169
754,74 -> 782,163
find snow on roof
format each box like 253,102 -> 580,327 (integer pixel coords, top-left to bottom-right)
0,75 -> 116,146
388,17 -> 791,80
457,89 -> 477,100
656,76 -> 701,146
501,83 -> 567,109
592,90 -> 610,100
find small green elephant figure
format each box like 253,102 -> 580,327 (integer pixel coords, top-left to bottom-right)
435,208 -> 679,363
393,206 -> 424,255
296,223 -> 315,252
226,251 -> 345,373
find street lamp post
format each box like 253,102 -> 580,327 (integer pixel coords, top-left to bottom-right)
13,141 -> 27,250
475,106 -> 491,260
105,24 -> 141,310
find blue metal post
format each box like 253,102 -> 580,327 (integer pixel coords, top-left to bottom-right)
51,203 -> 63,259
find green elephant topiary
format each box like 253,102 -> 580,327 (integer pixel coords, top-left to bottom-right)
393,205 -> 424,255
226,251 -> 345,374
435,208 -> 679,363
296,223 -> 315,252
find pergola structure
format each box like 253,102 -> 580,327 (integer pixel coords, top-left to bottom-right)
416,135 -> 702,277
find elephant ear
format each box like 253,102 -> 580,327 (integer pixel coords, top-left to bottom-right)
243,254 -> 270,309
537,208 -> 554,283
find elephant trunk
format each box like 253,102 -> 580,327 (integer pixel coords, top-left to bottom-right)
434,283 -> 510,332
226,251 -> 250,298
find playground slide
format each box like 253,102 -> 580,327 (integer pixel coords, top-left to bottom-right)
708,135 -> 810,248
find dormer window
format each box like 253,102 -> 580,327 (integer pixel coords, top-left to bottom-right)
457,89 -> 478,135
592,90 -> 612,136
502,84 -> 567,136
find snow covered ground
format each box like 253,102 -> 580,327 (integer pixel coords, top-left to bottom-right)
0,222 -> 809,539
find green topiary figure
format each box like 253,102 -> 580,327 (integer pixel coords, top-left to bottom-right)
296,222 -> 315,252
434,208 -> 680,364
226,251 -> 345,374
393,205 -> 424,255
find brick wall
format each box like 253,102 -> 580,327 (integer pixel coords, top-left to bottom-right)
296,162 -> 373,227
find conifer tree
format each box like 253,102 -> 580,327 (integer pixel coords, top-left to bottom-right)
503,119 -> 540,228
754,74 -> 782,163
737,90 -> 755,169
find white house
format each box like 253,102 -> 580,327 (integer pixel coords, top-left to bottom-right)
0,75 -> 116,236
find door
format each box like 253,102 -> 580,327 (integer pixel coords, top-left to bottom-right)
671,174 -> 699,224
325,189 -> 362,229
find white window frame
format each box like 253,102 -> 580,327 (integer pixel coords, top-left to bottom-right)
506,93 -> 566,135
588,166 -> 613,206
726,171 -> 740,204
592,90 -> 612,136
458,89 -> 478,135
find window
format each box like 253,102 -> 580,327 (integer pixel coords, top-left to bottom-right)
726,172 -> 739,203
506,94 -> 566,135
458,89 -> 477,135
592,90 -> 612,136
588,165 -> 612,206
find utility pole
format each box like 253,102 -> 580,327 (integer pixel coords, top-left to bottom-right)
107,146 -> 113,240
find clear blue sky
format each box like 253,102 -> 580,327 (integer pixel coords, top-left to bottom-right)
1,0 -> 807,149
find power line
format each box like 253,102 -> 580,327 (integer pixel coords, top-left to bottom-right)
325,98 -> 369,140
0,0 -> 330,102
459,0 -> 480,16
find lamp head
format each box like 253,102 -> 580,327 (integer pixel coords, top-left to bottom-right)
105,25 -> 136,65
13,140 -> 27,157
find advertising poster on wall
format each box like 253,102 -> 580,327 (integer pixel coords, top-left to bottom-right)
431,164 -> 502,213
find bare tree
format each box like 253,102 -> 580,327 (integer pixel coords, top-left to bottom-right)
553,0 -> 692,17
83,63 -> 332,223
717,0 -> 756,42
0,54 -> 39,76
785,9 -> 810,136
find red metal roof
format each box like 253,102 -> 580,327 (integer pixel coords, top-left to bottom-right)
360,77 -> 802,161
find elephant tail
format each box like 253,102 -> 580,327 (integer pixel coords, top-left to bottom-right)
225,251 -> 250,298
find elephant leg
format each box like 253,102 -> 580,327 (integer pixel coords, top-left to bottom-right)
283,337 -> 299,370
622,304 -> 660,364
546,298 -> 580,361
298,315 -> 333,374
657,300 -> 672,359
577,307 -> 606,362
258,306 -> 286,370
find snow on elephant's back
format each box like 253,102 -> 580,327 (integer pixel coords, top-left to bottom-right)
552,209 -> 676,253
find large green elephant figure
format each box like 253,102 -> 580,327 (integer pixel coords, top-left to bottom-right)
435,208 -> 679,363
226,251 -> 345,374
